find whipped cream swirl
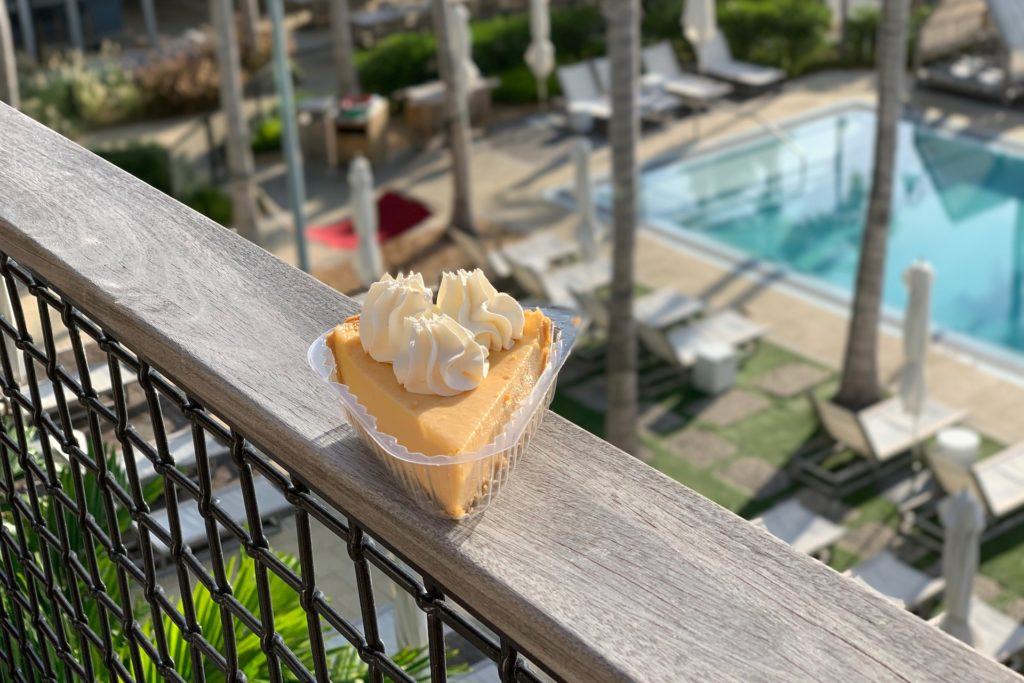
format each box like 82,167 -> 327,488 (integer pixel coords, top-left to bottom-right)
437,269 -> 525,351
359,273 -> 434,362
392,312 -> 489,396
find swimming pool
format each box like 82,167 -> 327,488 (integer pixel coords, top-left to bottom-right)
599,104 -> 1024,359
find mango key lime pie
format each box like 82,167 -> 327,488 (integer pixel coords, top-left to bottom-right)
317,269 -> 573,518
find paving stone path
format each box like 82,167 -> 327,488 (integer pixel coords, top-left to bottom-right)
754,362 -> 831,398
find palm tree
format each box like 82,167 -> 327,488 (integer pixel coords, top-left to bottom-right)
431,0 -> 477,236
603,0 -> 640,455
834,0 -> 910,410
330,0 -> 360,96
211,0 -> 263,246
0,2 -> 18,109
239,0 -> 261,54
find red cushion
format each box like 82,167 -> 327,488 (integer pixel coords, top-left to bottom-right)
307,191 -> 432,249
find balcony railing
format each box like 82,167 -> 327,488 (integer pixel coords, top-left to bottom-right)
0,102 -> 1015,682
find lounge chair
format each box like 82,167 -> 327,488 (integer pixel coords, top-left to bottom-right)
915,0 -> 1024,102
929,597 -> 1024,664
572,285 -> 704,334
149,475 -> 291,557
752,498 -> 846,560
133,425 -> 231,483
556,63 -> 611,132
449,229 -> 511,280
845,550 -> 944,613
695,33 -> 785,91
641,42 -> 733,107
908,441 -> 1024,548
799,396 -> 966,496
641,309 -> 766,369
591,57 -> 682,121
34,361 -> 139,415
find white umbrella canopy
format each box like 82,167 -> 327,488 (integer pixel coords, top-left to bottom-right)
900,261 -> 934,418
683,0 -> 717,47
349,155 -> 383,287
524,0 -> 555,102
939,489 -> 985,645
573,136 -> 599,261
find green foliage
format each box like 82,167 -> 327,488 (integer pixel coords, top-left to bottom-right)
357,32 -> 438,97
21,46 -> 144,135
718,0 -> 832,75
184,186 -> 233,226
842,6 -> 879,66
94,143 -> 174,195
357,5 -> 604,102
251,114 -> 283,153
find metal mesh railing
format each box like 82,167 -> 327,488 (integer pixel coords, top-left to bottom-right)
0,251 -> 548,682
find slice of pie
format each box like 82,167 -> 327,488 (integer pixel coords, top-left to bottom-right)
327,308 -> 552,516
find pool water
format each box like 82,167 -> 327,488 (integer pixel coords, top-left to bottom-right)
603,105 -> 1024,357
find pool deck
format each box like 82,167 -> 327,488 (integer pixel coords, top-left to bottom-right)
465,69 -> 1024,445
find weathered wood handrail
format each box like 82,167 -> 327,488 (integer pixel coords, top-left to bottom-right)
0,102 -> 1014,681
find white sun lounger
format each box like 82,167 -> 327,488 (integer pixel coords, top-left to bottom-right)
556,63 -> 611,132
642,42 -> 733,105
572,285 -> 704,334
642,309 -> 765,368
695,33 -> 785,90
149,475 -> 291,557
500,231 -> 578,273
33,361 -> 139,414
133,426 -> 232,483
922,440 -> 1024,536
591,57 -> 682,121
752,498 -> 846,558
929,597 -> 1024,664
845,550 -> 944,612
802,395 -> 966,495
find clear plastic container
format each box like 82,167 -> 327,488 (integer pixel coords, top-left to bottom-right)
308,307 -> 582,519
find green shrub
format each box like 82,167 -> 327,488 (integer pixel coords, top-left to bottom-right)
93,143 -> 173,195
251,114 -> 283,153
718,0 -> 832,75
184,186 -> 233,225
357,31 -> 438,96
842,6 -> 878,66
642,0 -> 685,42
356,5 -> 604,102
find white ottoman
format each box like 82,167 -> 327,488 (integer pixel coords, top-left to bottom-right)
693,342 -> 737,395
933,427 -> 980,472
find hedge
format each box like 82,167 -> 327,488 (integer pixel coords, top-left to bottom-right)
718,0 -> 831,75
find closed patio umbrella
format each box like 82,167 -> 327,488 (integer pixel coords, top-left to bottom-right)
524,0 -> 555,103
938,489 -> 985,645
349,156 -> 383,287
900,261 -> 934,419
451,3 -> 480,87
683,0 -> 717,47
573,137 -> 599,261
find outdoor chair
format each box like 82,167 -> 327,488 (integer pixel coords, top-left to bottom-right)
133,425 -> 232,483
450,228 -> 512,281
513,257 -> 612,310
149,475 -> 291,558
641,42 -> 733,107
929,597 -> 1024,665
798,396 -> 966,496
908,441 -> 1024,548
845,550 -> 944,614
640,308 -> 766,370
33,361 -> 140,415
556,62 -> 611,133
695,33 -> 785,91
591,57 -> 682,122
571,285 -> 705,335
751,498 -> 846,561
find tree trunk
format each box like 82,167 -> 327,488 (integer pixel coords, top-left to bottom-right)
0,3 -> 18,109
15,0 -> 37,61
330,0 -> 360,97
603,0 -> 640,455
431,0 -> 477,236
238,0 -> 261,54
211,0 -> 263,246
63,0 -> 84,50
140,0 -> 159,46
834,0 -> 910,410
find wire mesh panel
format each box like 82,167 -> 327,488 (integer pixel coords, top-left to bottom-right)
0,252 -> 548,683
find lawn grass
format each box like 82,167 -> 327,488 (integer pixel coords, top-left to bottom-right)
554,339 -> 1024,609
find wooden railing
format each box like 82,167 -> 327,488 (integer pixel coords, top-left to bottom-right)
0,102 -> 1014,682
